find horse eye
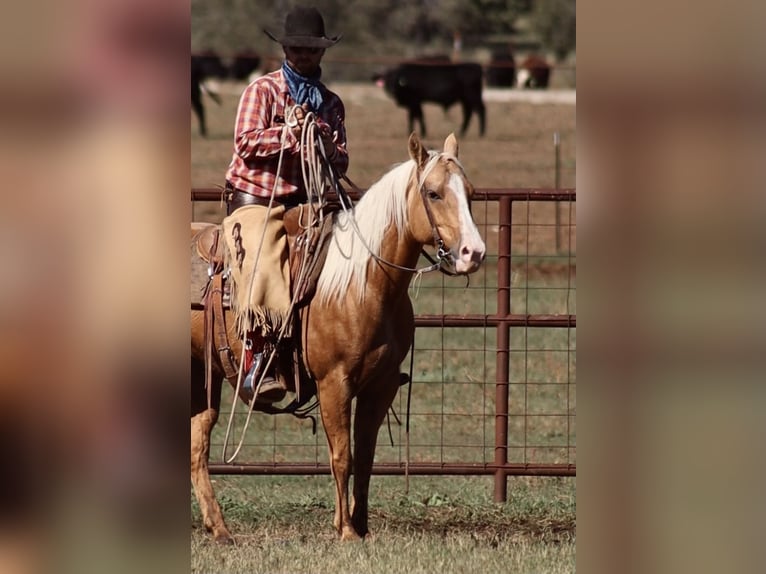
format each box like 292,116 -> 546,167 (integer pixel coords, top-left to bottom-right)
427,190 -> 441,201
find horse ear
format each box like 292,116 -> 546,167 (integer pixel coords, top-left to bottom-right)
444,133 -> 459,157
408,132 -> 428,168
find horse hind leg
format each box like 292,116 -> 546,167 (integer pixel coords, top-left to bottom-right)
317,379 -> 358,540
190,359 -> 233,544
350,373 -> 401,538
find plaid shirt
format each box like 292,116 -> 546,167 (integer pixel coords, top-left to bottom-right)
224,69 -> 348,202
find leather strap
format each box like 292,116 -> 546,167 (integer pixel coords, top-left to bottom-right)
204,282 -> 215,410
225,184 -> 302,214
203,272 -> 239,409
207,227 -> 222,276
211,273 -> 239,382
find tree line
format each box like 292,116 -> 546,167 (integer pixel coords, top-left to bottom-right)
192,0 -> 575,74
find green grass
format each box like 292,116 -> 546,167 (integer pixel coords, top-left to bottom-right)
191,475 -> 575,573
192,531 -> 575,574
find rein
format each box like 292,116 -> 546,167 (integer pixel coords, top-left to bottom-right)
327,159 -> 457,277
417,183 -> 458,274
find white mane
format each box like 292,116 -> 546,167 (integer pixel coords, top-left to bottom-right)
316,151 -> 443,303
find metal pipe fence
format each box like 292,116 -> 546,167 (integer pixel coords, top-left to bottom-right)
192,187 -> 576,502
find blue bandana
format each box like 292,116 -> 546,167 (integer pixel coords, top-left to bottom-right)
282,61 -> 324,113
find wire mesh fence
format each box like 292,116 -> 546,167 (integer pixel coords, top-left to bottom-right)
193,188 -> 576,501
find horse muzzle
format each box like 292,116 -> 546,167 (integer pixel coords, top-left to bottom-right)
453,240 -> 486,274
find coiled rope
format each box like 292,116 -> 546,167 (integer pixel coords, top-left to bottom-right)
221,104 -> 328,463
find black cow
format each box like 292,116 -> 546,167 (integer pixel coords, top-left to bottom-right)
191,52 -> 225,137
377,61 -> 486,137
228,51 -> 262,81
486,47 -> 516,88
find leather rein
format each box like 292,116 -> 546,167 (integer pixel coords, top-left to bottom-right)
328,155 -> 460,277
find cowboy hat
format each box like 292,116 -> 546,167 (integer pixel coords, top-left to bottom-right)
264,6 -> 341,49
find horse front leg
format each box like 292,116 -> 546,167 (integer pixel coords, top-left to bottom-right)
351,372 -> 401,538
317,377 -> 358,540
191,360 -> 232,544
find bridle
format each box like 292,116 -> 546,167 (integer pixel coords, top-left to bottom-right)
416,173 -> 460,276
325,148 -> 461,277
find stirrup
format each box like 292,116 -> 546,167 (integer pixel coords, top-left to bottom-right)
243,352 -> 263,393
242,352 -> 287,404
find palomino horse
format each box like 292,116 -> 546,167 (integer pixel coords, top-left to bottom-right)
191,133 -> 486,543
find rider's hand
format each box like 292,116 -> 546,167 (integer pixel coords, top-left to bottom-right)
290,104 -> 308,139
318,128 -> 337,159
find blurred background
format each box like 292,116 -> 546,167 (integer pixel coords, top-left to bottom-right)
192,0 -> 576,84
2,0 -> 766,573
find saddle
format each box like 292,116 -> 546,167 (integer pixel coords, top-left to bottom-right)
282,201 -> 339,307
191,201 -> 340,414
192,222 -> 226,271
191,223 -> 228,306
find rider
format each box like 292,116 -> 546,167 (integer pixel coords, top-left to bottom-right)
221,5 -> 348,403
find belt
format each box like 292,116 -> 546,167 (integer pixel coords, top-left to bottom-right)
224,182 -> 302,214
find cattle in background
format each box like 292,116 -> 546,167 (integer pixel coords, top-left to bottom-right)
376,61 -> 486,138
409,54 -> 452,64
228,51 -> 262,81
193,50 -> 228,80
191,52 -> 225,137
486,47 -> 516,88
516,55 -> 551,89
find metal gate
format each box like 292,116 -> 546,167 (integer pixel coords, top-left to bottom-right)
192,188 -> 576,502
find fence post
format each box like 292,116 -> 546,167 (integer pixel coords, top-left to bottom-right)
554,132 -> 561,252
494,196 -> 512,502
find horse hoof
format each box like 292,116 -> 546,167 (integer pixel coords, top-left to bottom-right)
340,528 -> 362,542
214,532 -> 235,545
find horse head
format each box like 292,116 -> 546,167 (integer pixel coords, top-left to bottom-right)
406,133 -> 486,274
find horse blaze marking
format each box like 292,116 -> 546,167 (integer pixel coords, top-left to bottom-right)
449,172 -> 485,267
